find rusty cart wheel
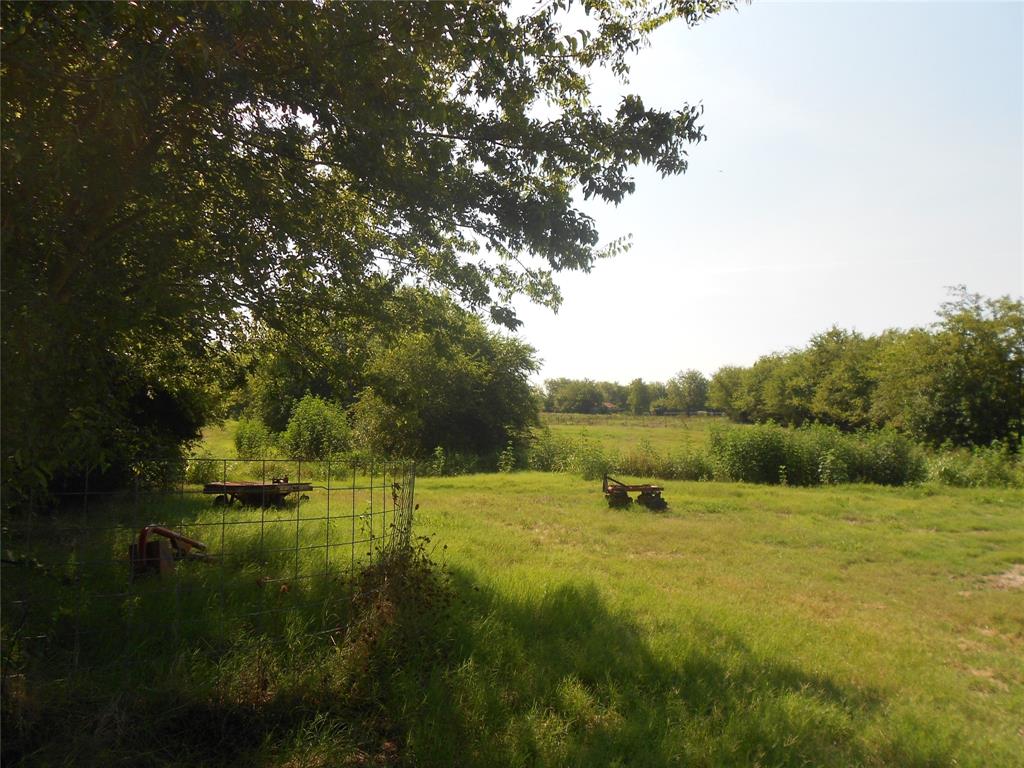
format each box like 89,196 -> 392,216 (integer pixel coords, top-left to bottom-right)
606,490 -> 632,508
636,491 -> 667,511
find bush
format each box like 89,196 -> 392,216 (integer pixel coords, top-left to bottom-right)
927,442 -> 1023,488
497,442 -> 518,473
663,449 -> 714,481
185,450 -> 221,485
854,428 -> 926,486
708,423 -> 926,487
235,417 -> 274,460
555,436 -> 615,480
709,423 -> 791,484
421,445 -> 485,477
526,428 -> 561,472
281,395 -> 350,460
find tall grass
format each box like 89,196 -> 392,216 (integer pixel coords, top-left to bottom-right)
926,441 -> 1024,487
526,422 -> 931,486
215,418 -> 1021,488
1,492 -> 437,766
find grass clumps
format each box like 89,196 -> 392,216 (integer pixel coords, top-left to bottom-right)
1,525 -> 454,767
525,421 -> 930,486
926,441 -> 1024,488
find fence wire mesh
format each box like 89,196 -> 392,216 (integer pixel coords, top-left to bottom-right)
1,459 -> 416,683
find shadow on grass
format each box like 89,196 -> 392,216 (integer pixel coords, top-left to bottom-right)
3,545 -> 959,767
399,567 -> 956,768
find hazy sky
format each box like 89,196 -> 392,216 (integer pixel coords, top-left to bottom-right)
511,0 -> 1023,385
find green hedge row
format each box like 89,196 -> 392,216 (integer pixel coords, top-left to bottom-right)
523,423 -> 1021,488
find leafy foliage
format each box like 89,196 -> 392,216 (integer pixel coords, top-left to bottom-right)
666,369 -> 709,414
1,0 -> 727,503
281,395 -> 350,461
234,417 -> 275,461
708,290 -> 1023,449
544,378 -> 607,413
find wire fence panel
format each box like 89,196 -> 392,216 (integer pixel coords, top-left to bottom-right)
1,459 -> 416,681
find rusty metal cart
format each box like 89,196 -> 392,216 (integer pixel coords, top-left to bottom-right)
203,477 -> 313,507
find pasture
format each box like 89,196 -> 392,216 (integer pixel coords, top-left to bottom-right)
409,473 -> 1024,767
4,466 -> 1021,766
541,412 -> 722,454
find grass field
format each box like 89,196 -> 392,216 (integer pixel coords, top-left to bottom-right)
5,418 -> 1023,766
541,412 -> 723,453
407,473 -> 1024,767
198,414 -> 724,461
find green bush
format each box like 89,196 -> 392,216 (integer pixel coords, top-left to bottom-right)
561,438 -> 616,481
618,440 -> 662,478
421,445 -> 486,477
235,417 -> 274,460
281,395 -> 350,461
525,430 -> 616,480
497,442 -> 518,473
184,450 -> 221,485
708,423 -> 925,487
854,428 -> 926,486
927,442 -> 1023,488
663,449 -> 714,481
526,428 -> 562,472
709,423 -> 790,484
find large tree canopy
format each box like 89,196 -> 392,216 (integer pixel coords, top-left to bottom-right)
1,1 -> 730,499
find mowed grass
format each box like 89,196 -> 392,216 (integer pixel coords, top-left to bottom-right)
541,412 -> 723,453
406,473 -> 1024,767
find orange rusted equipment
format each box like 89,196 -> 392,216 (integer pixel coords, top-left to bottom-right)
129,525 -> 208,578
602,474 -> 668,511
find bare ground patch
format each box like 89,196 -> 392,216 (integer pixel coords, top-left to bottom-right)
988,564 -> 1024,590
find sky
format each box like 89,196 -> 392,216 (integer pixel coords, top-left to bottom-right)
510,0 -> 1024,385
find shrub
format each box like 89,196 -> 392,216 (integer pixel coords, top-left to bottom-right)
235,417 -> 274,460
709,423 -> 790,484
497,441 -> 518,473
562,437 -> 616,481
185,450 -> 221,485
618,439 -> 662,478
663,449 -> 714,481
708,422 -> 925,487
927,442 -> 1023,488
281,395 -> 350,460
854,428 -> 926,486
526,428 -> 561,472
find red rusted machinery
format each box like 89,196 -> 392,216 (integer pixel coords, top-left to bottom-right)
602,474 -> 668,510
129,525 -> 208,578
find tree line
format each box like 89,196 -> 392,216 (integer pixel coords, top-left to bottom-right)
545,289 -> 1023,451
543,370 -> 711,415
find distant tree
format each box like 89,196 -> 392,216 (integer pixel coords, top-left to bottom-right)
759,352 -> 812,426
596,381 -> 629,411
352,297 -> 539,459
872,290 -> 1023,448
806,328 -> 878,429
627,378 -> 651,415
708,366 -> 746,419
546,379 -> 604,414
668,369 -> 709,414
